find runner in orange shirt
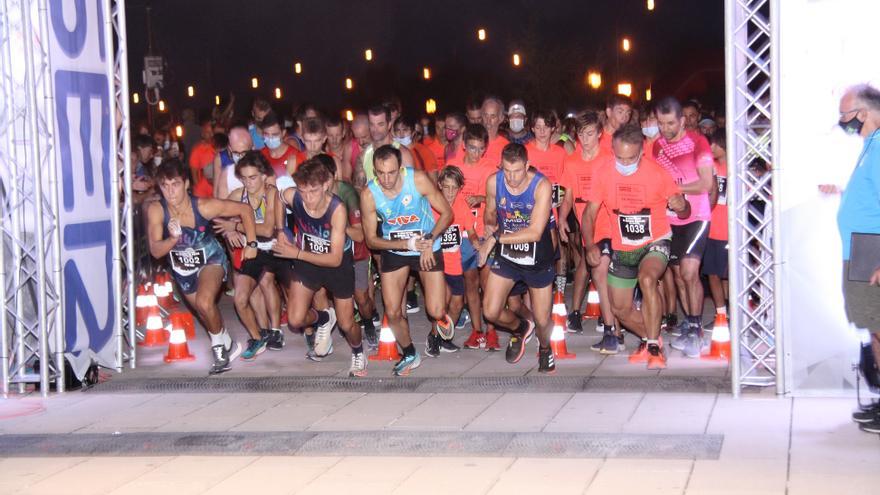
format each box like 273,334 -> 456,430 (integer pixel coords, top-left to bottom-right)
420,116 -> 446,170
189,120 -> 218,198
583,124 -> 691,370
599,95 -> 634,154
394,115 -> 439,176
481,96 -> 510,167
443,112 -> 467,164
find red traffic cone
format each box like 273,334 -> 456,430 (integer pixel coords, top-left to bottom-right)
369,315 -> 401,361
138,303 -> 168,347
584,283 -> 601,319
169,308 -> 196,340
702,313 -> 731,361
164,326 -> 195,362
549,290 -> 576,359
135,283 -> 152,328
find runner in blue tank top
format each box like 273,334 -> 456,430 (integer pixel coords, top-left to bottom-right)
360,145 -> 455,376
478,143 -> 558,374
146,159 -> 258,376
275,159 -> 367,377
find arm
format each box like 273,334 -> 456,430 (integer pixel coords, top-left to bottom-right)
360,188 -> 409,251
213,160 -> 229,199
352,151 -> 367,189
399,146 -> 416,168
275,187 -> 294,232
679,164 -> 714,194
414,170 -> 452,242
668,193 -> 692,220
482,172 -> 498,237
557,177 -> 574,242
498,178 -> 552,244
276,202 -> 347,267
199,198 -> 258,259
581,201 -> 602,267
708,174 -> 719,208
146,201 -> 178,259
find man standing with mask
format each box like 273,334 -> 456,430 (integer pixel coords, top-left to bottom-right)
354,105 -> 415,188
822,84 -> 880,433
213,126 -> 254,200
481,96 -> 510,166
506,100 -> 533,146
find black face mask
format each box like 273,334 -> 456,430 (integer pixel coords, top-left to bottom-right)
839,115 -> 864,136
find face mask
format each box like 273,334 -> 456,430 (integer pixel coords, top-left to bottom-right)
264,135 -> 282,149
839,115 -> 864,136
445,129 -> 459,141
642,125 -> 660,138
153,156 -> 162,166
396,135 -> 412,147
615,157 -> 640,176
283,120 -> 294,129
231,151 -> 245,164
509,118 -> 525,133
163,139 -> 170,150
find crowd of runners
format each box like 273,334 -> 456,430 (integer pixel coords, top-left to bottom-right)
132,93 -> 730,377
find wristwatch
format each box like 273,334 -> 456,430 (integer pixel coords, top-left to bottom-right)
423,233 -> 434,241
247,241 -> 258,248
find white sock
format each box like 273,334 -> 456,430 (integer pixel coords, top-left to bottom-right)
716,306 -> 727,316
209,329 -> 231,348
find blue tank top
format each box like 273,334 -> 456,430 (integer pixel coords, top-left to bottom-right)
219,149 -> 235,169
291,192 -> 352,259
161,196 -> 227,277
368,167 -> 440,256
494,171 -> 554,269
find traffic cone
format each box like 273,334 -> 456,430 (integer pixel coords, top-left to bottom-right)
164,327 -> 195,363
162,273 -> 174,303
135,282 -> 152,328
169,308 -> 196,340
702,313 -> 731,361
369,315 -> 401,361
549,290 -> 576,359
155,272 -> 174,308
138,304 -> 167,347
584,283 -> 601,319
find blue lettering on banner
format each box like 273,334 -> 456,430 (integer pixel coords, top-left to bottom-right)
49,0 -> 106,60
63,221 -> 114,352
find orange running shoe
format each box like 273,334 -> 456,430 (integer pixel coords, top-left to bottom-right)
646,344 -> 667,370
628,340 -> 649,363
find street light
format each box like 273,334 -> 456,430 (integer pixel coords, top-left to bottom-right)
365,49 -> 373,61
425,98 -> 437,115
587,71 -> 602,90
294,62 -> 302,74
423,67 -> 431,80
187,85 -> 194,97
345,77 -> 353,90
617,83 -> 632,97
477,28 -> 486,41
175,125 -> 183,138
512,53 -> 521,66
215,95 -> 220,106
132,92 -> 139,104
345,110 -> 354,122
251,77 -> 259,88
622,37 -> 631,52
158,100 -> 166,112
647,0 -> 655,11
645,87 -> 652,101
275,87 -> 282,99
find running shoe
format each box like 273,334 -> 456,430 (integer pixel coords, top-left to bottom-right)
209,340 -> 241,375
305,332 -> 323,362
670,329 -> 691,351
241,337 -> 267,360
456,309 -> 470,329
566,311 -> 583,334
484,327 -> 500,351
858,416 -> 880,434
462,330 -> 483,349
599,329 -> 620,355
424,332 -> 440,358
435,315 -> 455,341
314,308 -> 336,357
538,346 -> 556,374
439,338 -> 460,353
392,352 -> 421,376
669,318 -> 689,337
660,314 -> 677,334
853,402 -> 880,423
349,351 -> 367,377
682,332 -> 703,358
406,291 -> 420,314
505,320 -> 535,364
265,329 -> 284,351
363,320 -> 379,350
617,331 -> 626,352
628,340 -> 650,363
646,344 -> 667,370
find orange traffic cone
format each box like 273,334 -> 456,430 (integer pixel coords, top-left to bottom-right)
135,282 -> 152,328
155,272 -> 174,308
369,315 -> 401,361
138,304 -> 167,347
164,326 -> 195,363
169,308 -> 196,340
584,283 -> 601,319
549,290 -> 576,359
702,313 -> 731,361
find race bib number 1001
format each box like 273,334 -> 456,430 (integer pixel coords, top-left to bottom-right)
302,233 -> 330,254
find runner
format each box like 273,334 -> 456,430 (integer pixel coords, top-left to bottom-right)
478,143 -> 557,373
353,105 -> 416,188
582,124 -> 691,370
343,114 -> 370,180
600,95 -> 633,153
703,129 -> 729,320
360,145 -> 455,376
146,159 -> 258,375
481,96 -> 510,166
274,159 -> 367,377
505,100 -> 533,146
652,97 -> 715,358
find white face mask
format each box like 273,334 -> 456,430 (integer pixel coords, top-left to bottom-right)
395,135 -> 412,147
509,118 -> 525,133
642,125 -> 659,138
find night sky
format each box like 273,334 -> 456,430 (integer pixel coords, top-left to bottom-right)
125,0 -> 724,123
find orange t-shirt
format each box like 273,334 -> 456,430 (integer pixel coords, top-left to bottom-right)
484,134 -> 510,168
435,196 -> 475,276
446,156 -> 495,237
423,137 -> 446,169
261,145 -> 305,178
562,145 -> 613,240
410,142 -> 440,173
526,141 -> 567,206
189,141 -> 216,198
599,131 -> 614,154
709,159 -> 728,241
589,158 -> 680,251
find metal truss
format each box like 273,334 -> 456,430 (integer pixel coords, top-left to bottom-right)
725,0 -> 783,396
0,0 -> 64,396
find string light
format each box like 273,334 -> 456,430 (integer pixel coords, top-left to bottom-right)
587,72 -> 602,89
187,85 -> 194,97
512,53 -> 521,66
345,110 -> 354,122
423,67 -> 431,80
215,95 -> 220,106
275,87 -> 282,99
294,62 -> 302,74
158,100 -> 166,112
175,125 -> 183,137
617,83 -> 632,97
251,77 -> 259,88
622,37 -> 631,52
477,28 -> 486,41
425,99 -> 437,115
647,0 -> 655,11
645,87 -> 652,101
365,49 -> 373,61
132,93 -> 139,104
345,78 -> 353,90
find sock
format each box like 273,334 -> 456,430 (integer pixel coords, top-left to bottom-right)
351,345 -> 363,355
314,309 -> 330,327
647,339 -> 659,346
210,328 -> 231,348
687,314 -> 701,330
555,275 -> 566,292
665,313 -> 678,325
403,343 -> 416,357
516,317 -> 528,335
271,327 -> 281,333
363,318 -> 375,332
716,306 -> 727,316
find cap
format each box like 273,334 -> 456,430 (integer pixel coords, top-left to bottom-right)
508,103 -> 527,116
699,118 -> 716,127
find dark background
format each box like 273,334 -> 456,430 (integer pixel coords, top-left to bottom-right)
125,0 -> 724,124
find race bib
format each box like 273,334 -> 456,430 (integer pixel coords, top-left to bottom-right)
302,233 -> 330,254
499,230 -> 536,266
717,176 -> 728,205
390,229 -> 422,251
170,247 -> 207,275
618,209 -> 652,246
441,225 -> 462,250
552,184 -> 564,207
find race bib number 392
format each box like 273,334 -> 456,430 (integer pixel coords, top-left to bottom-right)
441,225 -> 462,250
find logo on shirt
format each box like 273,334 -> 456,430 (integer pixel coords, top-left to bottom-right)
386,214 -> 421,226
401,194 -> 412,206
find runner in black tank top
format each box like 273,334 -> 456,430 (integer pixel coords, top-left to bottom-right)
146,159 -> 259,376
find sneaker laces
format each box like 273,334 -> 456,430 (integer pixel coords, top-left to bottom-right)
351,352 -> 365,370
212,345 -> 224,361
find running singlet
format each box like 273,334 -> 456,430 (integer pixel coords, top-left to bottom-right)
261,145 -> 304,183
361,141 -> 401,183
589,158 -> 681,251
291,192 -> 352,260
652,130 -> 713,225
336,180 -> 369,261
494,171 -> 554,269
484,134 -> 510,168
230,189 -> 275,270
708,159 -> 728,241
368,167 -> 441,256
161,196 -> 227,278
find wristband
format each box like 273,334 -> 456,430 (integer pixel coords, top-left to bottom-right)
423,232 -> 434,241
407,236 -> 419,251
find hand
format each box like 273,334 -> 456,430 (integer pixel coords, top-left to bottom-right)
586,245 -> 601,267
406,235 -> 422,252
242,246 -> 257,261
419,249 -> 436,271
667,194 -> 686,213
870,268 -> 880,286
272,234 -> 299,259
213,218 -> 238,235
483,224 -> 497,239
478,236 -> 496,267
415,237 -> 434,251
470,237 -> 482,252
818,184 -> 841,195
167,219 -> 182,238
225,231 -> 245,248
466,195 -> 485,208
558,222 -> 570,244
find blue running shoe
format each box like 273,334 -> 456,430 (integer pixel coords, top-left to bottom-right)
392,352 -> 422,376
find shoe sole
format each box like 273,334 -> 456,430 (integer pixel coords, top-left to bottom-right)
599,348 -> 620,355
853,416 -> 879,423
858,425 -> 880,433
440,347 -> 460,353
507,324 -> 535,364
349,371 -> 367,377
394,358 -> 422,376
538,367 -> 557,374
406,307 -> 420,314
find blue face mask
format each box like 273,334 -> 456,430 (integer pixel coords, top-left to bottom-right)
642,125 -> 659,138
396,135 -> 412,147
615,157 -> 640,176
263,135 -> 282,149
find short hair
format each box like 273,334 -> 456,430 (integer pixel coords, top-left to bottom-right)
482,95 -> 506,114
253,99 -> 271,112
382,97 -> 401,115
606,94 -> 633,110
133,134 -> 154,150
501,143 -> 528,165
682,99 -> 701,112
531,109 -> 558,129
368,104 -> 391,121
421,116 -> 436,137
612,124 -> 645,147
444,111 -> 466,127
465,97 -> 482,113
258,111 -> 282,131
235,150 -> 272,178
575,110 -> 602,133
851,83 -> 880,111
373,144 -> 402,167
394,115 -> 416,131
709,128 -> 727,150
655,96 -> 683,118
154,158 -> 191,183
314,153 -> 337,176
212,132 -> 228,149
463,123 -> 489,144
325,114 -> 343,129
292,158 -> 332,186
302,116 -> 325,136
438,165 -> 465,187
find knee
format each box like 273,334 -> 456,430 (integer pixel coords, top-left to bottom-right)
385,305 -> 403,322
638,274 -> 658,291
286,307 -> 311,329
233,292 -> 249,311
482,303 -> 501,323
195,295 -> 215,316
